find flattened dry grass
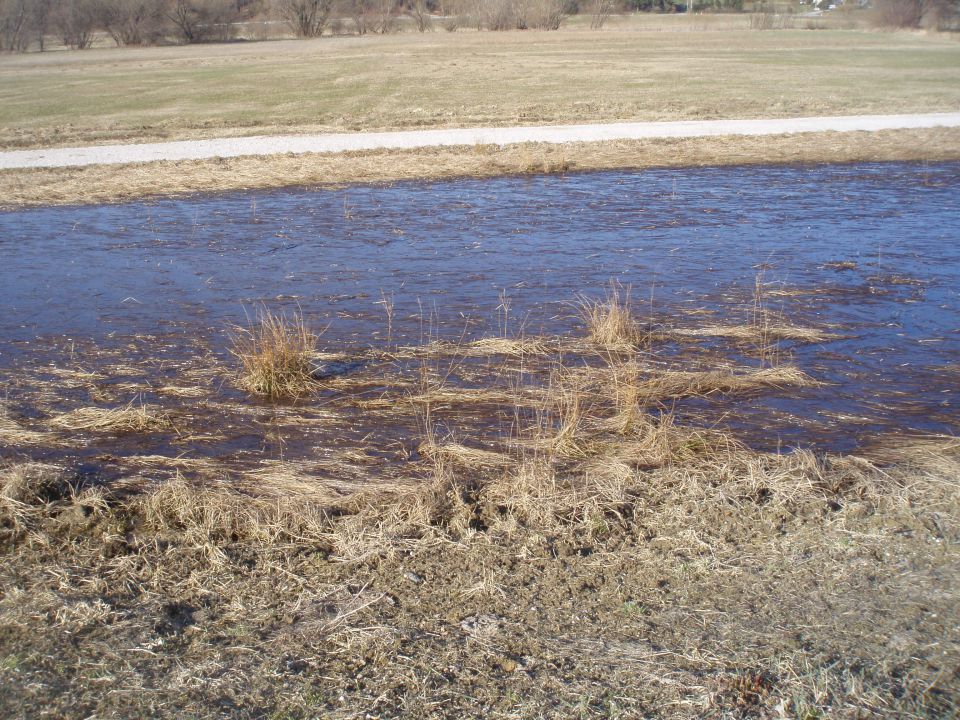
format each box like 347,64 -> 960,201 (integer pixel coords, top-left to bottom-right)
139,475 -> 333,547
49,401 -> 172,433
669,323 -> 836,344
629,365 -> 818,400
229,309 -> 320,400
418,441 -> 515,471
0,409 -> 56,446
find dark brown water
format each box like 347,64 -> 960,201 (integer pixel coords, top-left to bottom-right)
1,162 -> 958,460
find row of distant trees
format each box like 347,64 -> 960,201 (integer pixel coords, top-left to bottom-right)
0,0 -> 259,50
0,0 -> 740,51
1,0 -> 955,51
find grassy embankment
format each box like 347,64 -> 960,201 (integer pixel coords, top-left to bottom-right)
1,295 -> 958,718
1,18 -> 960,206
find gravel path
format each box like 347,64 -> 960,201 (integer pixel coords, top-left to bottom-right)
2,112 -> 959,170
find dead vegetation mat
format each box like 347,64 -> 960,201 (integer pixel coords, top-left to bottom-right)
1,434 -> 958,719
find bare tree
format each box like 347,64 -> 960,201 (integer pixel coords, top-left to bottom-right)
56,0 -> 97,48
99,0 -> 164,45
528,0 -> 565,28
0,0 -> 30,51
341,0 -> 371,33
589,0 -> 616,29
369,0 -> 396,32
168,0 -> 201,41
167,0 -> 243,42
31,0 -> 55,49
405,0 -> 431,30
279,0 -> 332,36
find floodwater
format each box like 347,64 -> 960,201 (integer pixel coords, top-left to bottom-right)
1,162 -> 958,468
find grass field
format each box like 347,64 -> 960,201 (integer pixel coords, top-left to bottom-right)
1,21 -> 959,150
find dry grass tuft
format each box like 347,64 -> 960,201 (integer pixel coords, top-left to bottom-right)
0,463 -> 75,533
49,401 -> 172,433
578,282 -> 643,349
229,309 -> 320,400
1,463 -> 70,506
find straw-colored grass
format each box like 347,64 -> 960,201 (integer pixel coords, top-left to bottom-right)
669,323 -> 836,344
578,283 -> 643,349
628,366 -> 818,400
139,475 -> 333,547
3,24 -> 958,151
229,309 -> 320,400
418,442 -> 514,471
0,410 -> 56,446
5,128 -> 960,209
49,401 -> 172,433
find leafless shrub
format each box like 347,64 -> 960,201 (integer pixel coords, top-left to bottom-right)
340,0 -> 368,33
0,0 -> 30,51
369,0 -> 397,33
99,0 -> 165,45
278,0 -> 332,36
55,0 -> 97,48
589,0 -> 615,29
871,0 -> 922,27
167,0 -> 242,42
405,0 -> 431,30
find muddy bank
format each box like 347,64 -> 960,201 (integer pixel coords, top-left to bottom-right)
1,411 -> 958,719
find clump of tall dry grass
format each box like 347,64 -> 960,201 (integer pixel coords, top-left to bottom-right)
230,309 -> 320,400
578,283 -> 643,349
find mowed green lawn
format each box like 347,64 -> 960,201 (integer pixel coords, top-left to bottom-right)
1,21 -> 959,148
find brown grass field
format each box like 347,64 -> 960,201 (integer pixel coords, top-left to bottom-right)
3,18 -> 959,150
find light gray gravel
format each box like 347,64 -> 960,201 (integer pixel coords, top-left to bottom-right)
2,112 -> 959,170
